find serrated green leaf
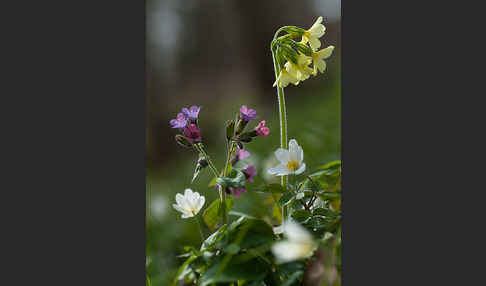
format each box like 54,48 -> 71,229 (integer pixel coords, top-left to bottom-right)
307,216 -> 328,229
313,207 -> 337,217
291,209 -> 311,222
278,192 -> 294,207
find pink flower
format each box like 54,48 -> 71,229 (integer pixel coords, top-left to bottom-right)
255,120 -> 270,137
229,187 -> 247,198
232,146 -> 250,161
240,105 -> 257,121
242,165 -> 257,183
183,124 -> 202,143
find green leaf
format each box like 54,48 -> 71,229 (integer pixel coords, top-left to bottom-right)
317,192 -> 341,200
201,224 -> 228,252
313,207 -> 337,217
307,216 -> 328,229
316,160 -> 341,171
200,256 -> 269,286
232,219 -> 274,249
203,198 -> 233,230
216,169 -> 246,188
224,243 -> 240,254
278,192 -> 294,207
171,254 -> 197,286
291,209 -> 311,223
281,270 -> 303,286
208,176 -> 217,187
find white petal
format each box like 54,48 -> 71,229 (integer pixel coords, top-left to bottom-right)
274,148 -> 290,164
196,196 -> 205,213
288,139 -> 299,160
190,191 -> 200,209
268,164 -> 290,176
181,213 -> 194,219
172,203 -> 185,214
272,241 -> 313,263
175,193 -> 189,210
284,221 -> 313,242
295,163 -> 306,175
184,188 -> 193,198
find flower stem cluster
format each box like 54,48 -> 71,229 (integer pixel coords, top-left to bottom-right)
271,16 -> 335,88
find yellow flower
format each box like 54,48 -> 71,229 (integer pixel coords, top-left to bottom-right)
284,54 -> 313,81
273,69 -> 300,88
311,46 -> 334,75
301,16 -> 326,51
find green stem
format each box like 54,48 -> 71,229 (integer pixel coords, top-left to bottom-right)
194,214 -> 205,243
194,143 -> 228,225
272,47 -> 289,223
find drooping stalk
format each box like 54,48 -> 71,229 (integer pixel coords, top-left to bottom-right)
271,47 -> 289,222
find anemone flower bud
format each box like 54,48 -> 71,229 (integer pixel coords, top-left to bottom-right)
183,124 -> 202,143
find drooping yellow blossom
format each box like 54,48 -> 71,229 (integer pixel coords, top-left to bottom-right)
284,54 -> 313,81
273,68 -> 300,88
301,16 -> 326,51
311,45 -> 335,75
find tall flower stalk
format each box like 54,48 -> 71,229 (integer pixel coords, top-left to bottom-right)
271,17 -> 334,223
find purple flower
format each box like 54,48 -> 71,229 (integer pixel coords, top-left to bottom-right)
233,146 -> 250,161
170,113 -> 188,129
242,165 -> 257,183
255,120 -> 270,137
229,186 -> 247,198
182,105 -> 201,121
183,124 -> 202,143
240,105 -> 257,122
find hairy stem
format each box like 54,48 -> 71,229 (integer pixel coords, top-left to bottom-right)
272,47 -> 289,223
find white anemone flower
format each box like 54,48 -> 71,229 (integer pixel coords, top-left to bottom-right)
272,221 -> 315,263
268,139 -> 306,176
301,16 -> 326,51
172,189 -> 205,218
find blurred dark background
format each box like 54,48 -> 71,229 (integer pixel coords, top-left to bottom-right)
146,0 -> 341,284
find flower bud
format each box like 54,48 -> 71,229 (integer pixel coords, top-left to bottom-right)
235,119 -> 249,135
175,134 -> 192,148
226,120 -> 235,141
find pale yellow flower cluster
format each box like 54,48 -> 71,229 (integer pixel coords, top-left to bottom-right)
273,17 -> 335,88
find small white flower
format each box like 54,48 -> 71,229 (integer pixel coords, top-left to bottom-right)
172,189 -> 205,218
301,16 -> 326,51
268,139 -> 306,176
271,221 -> 315,263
